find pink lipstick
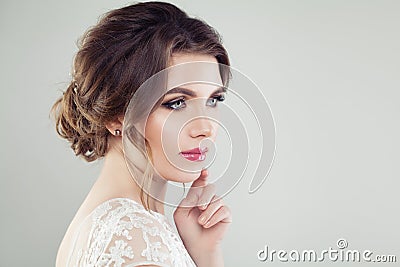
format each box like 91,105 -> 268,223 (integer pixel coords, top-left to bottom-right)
180,147 -> 208,162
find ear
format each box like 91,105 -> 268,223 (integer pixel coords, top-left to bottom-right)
105,115 -> 124,136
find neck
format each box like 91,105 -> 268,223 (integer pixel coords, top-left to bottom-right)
95,136 -> 167,215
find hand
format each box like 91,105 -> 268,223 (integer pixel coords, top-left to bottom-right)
173,169 -> 232,267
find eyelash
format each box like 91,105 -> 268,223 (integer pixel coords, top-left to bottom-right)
162,94 -> 226,110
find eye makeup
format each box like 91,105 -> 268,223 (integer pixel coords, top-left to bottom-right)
161,93 -> 225,110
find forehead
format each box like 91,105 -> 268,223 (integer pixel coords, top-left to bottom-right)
166,53 -> 223,94
168,53 -> 218,66
168,83 -> 223,98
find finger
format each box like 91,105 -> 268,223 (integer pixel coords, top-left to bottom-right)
203,205 -> 232,228
191,169 -> 208,188
184,170 -> 209,206
198,195 -> 223,225
197,183 -> 216,210
199,169 -> 208,180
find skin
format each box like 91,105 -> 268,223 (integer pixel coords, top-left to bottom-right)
104,53 -> 232,266
144,54 -> 224,184
55,53 -> 231,267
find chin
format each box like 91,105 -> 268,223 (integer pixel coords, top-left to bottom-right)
179,171 -> 201,183
159,168 -> 201,183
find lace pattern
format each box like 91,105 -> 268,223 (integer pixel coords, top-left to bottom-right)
67,198 -> 196,267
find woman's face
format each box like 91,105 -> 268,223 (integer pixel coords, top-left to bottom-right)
144,53 -> 225,183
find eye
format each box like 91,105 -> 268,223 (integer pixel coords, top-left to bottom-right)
162,98 -> 186,110
206,94 -> 225,107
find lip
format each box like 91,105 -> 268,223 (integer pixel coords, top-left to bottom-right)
180,147 -> 208,154
180,147 -> 208,162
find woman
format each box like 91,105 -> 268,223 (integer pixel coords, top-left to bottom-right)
52,2 -> 232,267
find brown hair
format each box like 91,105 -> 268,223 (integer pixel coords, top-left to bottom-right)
51,1 -> 230,163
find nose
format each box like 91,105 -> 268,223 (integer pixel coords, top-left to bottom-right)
188,118 -> 215,139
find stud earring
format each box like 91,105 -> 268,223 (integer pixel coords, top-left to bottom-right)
114,129 -> 122,136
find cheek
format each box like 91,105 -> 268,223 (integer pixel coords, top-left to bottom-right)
146,108 -> 190,152
143,109 -> 207,182
144,113 -> 163,151
144,112 -> 198,182
145,112 -> 175,148
145,111 -> 180,168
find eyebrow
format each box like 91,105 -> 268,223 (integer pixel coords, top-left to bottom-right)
164,86 -> 226,97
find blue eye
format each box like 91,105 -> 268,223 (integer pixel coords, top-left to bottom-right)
162,98 -> 186,110
162,94 -> 225,110
206,94 -> 225,107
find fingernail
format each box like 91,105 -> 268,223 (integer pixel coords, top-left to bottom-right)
199,216 -> 206,224
204,221 -> 211,228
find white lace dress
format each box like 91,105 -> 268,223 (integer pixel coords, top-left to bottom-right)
66,198 -> 197,267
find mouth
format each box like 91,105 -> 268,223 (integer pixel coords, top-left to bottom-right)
179,147 -> 208,162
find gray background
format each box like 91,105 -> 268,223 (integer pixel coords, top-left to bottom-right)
1,0 -> 399,266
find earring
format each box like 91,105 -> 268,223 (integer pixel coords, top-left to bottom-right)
114,129 -> 122,136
